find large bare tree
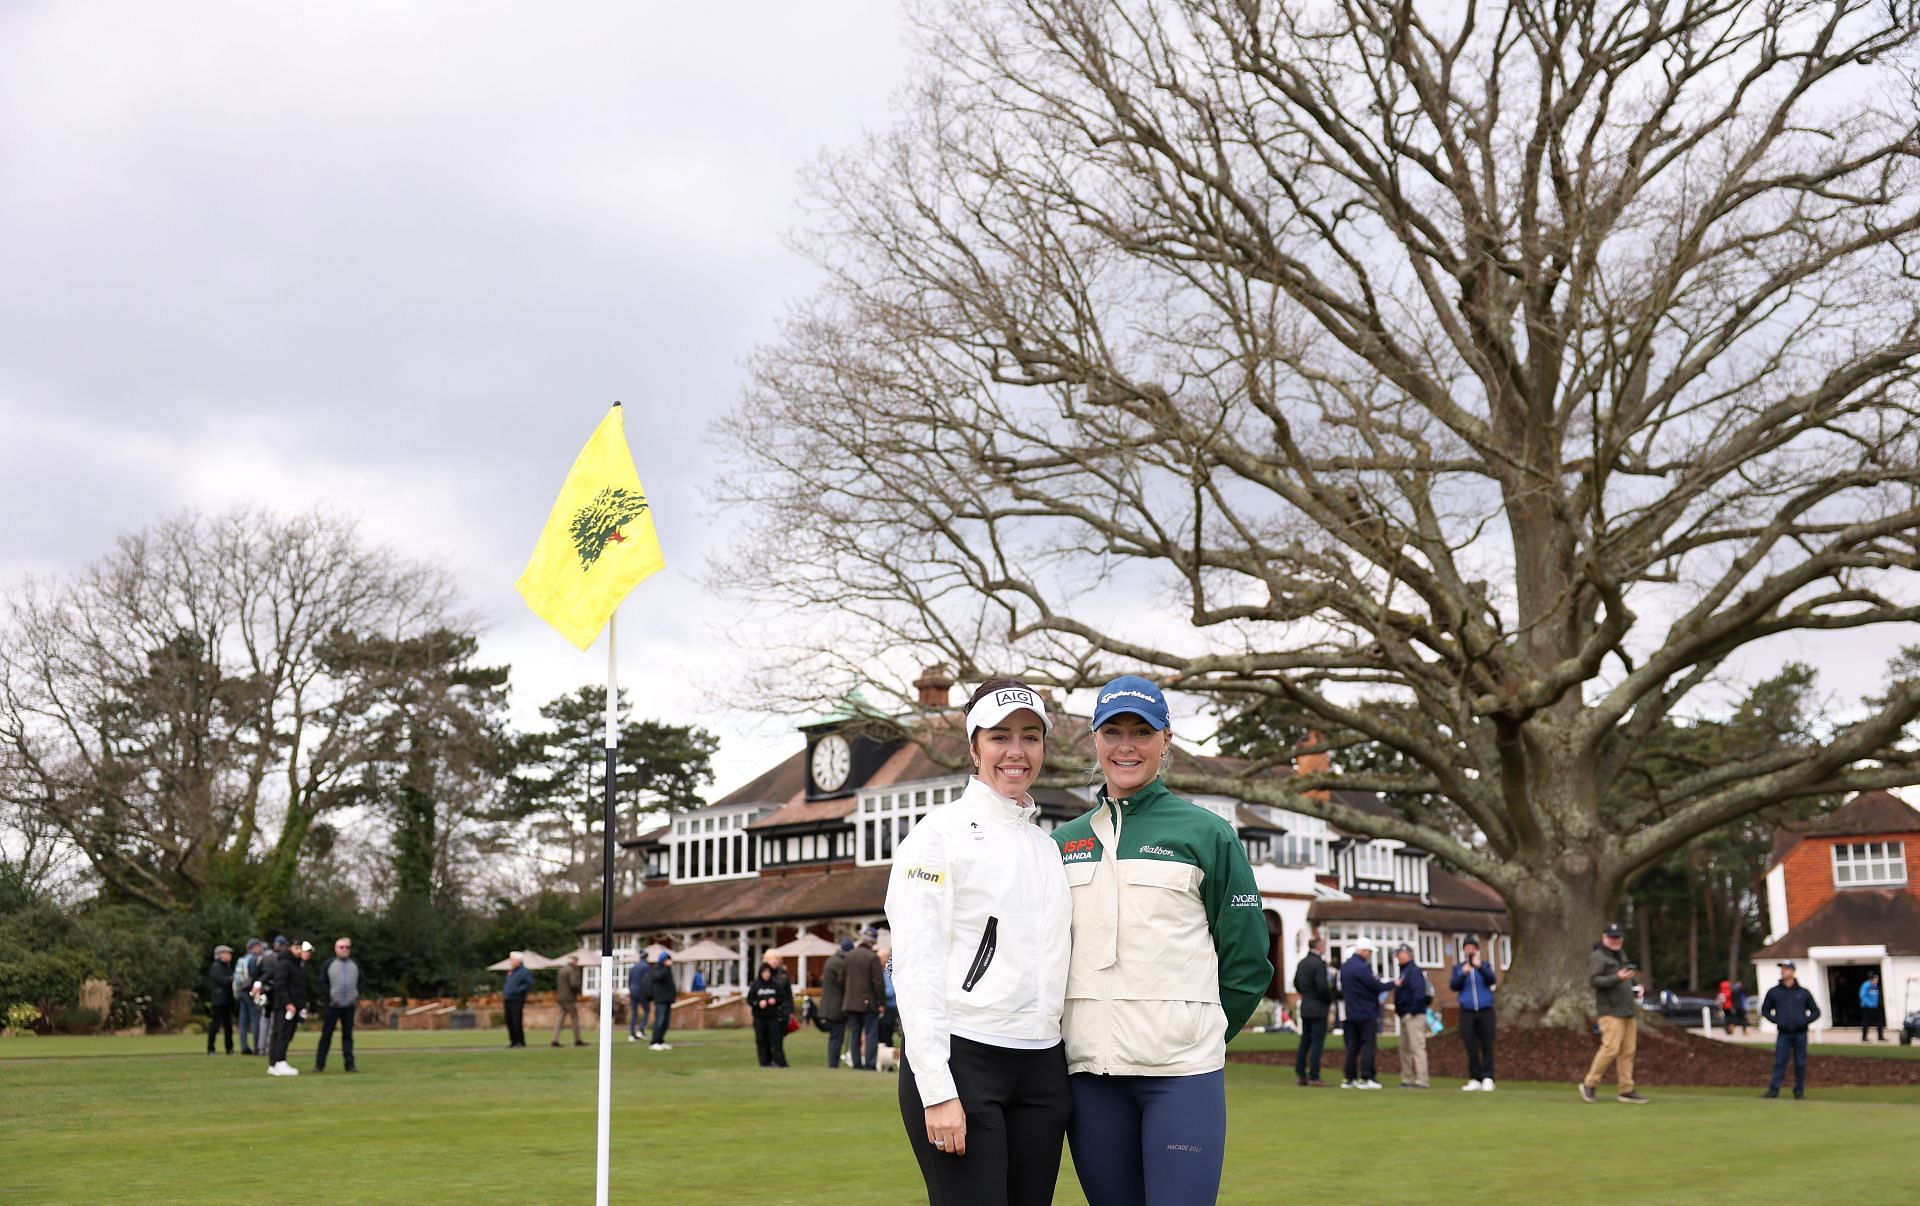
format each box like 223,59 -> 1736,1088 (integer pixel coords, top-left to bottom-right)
722,0 -> 1920,1019
0,509 -> 456,918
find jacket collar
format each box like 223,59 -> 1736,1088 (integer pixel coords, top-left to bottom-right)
962,775 -> 1039,824
1098,777 -> 1175,814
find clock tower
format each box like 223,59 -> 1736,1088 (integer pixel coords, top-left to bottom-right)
801,711 -> 903,801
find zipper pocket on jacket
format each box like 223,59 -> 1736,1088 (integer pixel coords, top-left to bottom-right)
961,917 -> 999,992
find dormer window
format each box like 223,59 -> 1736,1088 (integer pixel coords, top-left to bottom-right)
1832,841 -> 1905,888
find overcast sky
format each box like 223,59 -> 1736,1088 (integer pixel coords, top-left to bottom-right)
3,3 -> 1910,811
0,1 -> 918,792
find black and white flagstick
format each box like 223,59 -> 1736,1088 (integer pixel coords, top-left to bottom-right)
596,613 -> 619,1205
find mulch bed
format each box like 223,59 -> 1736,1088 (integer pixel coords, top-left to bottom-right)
1230,1022 -> 1920,1087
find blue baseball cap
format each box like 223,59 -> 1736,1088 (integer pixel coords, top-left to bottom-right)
1091,675 -> 1171,731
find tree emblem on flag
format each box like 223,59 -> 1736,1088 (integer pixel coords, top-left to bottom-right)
569,487 -> 650,570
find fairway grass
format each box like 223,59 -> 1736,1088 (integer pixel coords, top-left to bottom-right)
4,1028 -> 1915,1204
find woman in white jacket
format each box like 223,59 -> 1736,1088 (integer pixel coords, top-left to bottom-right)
885,677 -> 1072,1206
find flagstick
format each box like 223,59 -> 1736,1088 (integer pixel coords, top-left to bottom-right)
595,612 -> 618,1206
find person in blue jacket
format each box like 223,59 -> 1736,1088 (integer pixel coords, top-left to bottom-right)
502,953 -> 533,1049
1391,944 -> 1432,1088
1860,971 -> 1885,1041
1338,940 -> 1390,1089
1761,960 -> 1822,1098
627,954 -> 654,1043
1451,936 -> 1498,1090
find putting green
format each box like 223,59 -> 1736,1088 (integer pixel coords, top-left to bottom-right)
3,1028 -> 1914,1203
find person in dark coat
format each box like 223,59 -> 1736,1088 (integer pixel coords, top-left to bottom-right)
1761,960 -> 1822,1099
502,953 -> 533,1049
820,940 -> 850,1068
1338,941 -> 1390,1089
642,952 -> 678,1049
551,956 -> 585,1047
842,927 -> 887,1070
264,940 -> 312,1077
748,959 -> 795,1067
1291,936 -> 1334,1086
1391,944 -> 1432,1088
627,954 -> 654,1042
206,946 -> 237,1055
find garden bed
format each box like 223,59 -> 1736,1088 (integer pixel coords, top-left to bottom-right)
1230,1022 -> 1920,1087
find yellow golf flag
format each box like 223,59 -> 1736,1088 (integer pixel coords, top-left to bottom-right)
516,404 -> 666,649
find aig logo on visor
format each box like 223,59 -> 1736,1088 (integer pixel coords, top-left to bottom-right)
994,688 -> 1038,708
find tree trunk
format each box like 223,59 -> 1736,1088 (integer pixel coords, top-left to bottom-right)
1494,864 -> 1615,1027
1687,887 -> 1700,993
1636,901 -> 1654,981
1725,882 -> 1745,985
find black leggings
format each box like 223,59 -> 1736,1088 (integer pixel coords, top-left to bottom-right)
899,1037 -> 1071,1206
1460,1009 -> 1496,1081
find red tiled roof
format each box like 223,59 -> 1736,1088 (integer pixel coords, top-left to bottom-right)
1236,806 -> 1286,833
580,865 -> 891,934
713,751 -> 808,810
1427,866 -> 1507,911
1768,791 -> 1920,869
1308,897 -> 1509,933
1752,889 -> 1920,958
617,824 -> 668,851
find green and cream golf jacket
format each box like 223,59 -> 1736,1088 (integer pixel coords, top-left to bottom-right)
1051,779 -> 1273,1077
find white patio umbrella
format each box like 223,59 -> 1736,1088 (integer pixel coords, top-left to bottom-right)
768,932 -> 842,994
487,950 -> 564,972
673,939 -> 743,962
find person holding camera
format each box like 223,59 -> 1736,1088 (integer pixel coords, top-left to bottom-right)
1579,923 -> 1649,1104
1450,937 -> 1497,1091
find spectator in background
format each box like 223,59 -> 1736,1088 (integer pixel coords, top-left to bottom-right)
1860,972 -> 1886,1042
1452,936 -> 1498,1091
1578,922 -> 1648,1105
1731,980 -> 1750,1034
264,940 -> 312,1077
748,959 -> 794,1067
1338,940 -> 1388,1090
1762,960 -> 1821,1099
876,945 -> 898,1051
1717,979 -> 1735,1034
643,952 -> 677,1050
235,939 -> 264,1056
206,945 -> 236,1056
821,939 -> 850,1068
843,926 -> 886,1071
1291,936 -> 1334,1088
551,955 -> 585,1048
502,954 -> 532,1049
1392,944 -> 1432,1089
627,953 -> 654,1043
314,937 -> 362,1073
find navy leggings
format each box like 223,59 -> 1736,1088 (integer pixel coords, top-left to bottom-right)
1067,1070 -> 1227,1206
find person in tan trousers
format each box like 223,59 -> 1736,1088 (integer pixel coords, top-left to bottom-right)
551,956 -> 586,1047
1579,923 -> 1649,1104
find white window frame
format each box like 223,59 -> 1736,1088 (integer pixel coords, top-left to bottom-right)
1320,922 -> 1417,980
1832,841 -> 1906,888
1416,931 -> 1443,968
856,779 -> 962,867
668,809 -> 758,885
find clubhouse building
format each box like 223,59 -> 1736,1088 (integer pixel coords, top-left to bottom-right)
577,669 -> 1510,1011
1753,790 -> 1920,1034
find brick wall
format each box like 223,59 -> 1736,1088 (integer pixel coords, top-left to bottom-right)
1782,834 -> 1920,929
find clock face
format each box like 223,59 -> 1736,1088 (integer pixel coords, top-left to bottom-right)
811,734 -> 852,793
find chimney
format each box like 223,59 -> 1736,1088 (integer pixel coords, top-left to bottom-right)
913,664 -> 955,709
1295,730 -> 1332,801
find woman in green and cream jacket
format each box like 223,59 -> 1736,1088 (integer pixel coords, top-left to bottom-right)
1051,675 -> 1272,1206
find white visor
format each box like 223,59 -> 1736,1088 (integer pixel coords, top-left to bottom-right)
966,686 -> 1053,740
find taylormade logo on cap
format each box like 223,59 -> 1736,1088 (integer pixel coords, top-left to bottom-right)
1090,674 -> 1171,730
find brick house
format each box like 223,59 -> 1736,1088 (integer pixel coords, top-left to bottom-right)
578,671 -> 1510,1016
1752,790 -> 1920,1033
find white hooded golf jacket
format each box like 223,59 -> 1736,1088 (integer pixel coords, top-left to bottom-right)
884,777 -> 1072,1106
